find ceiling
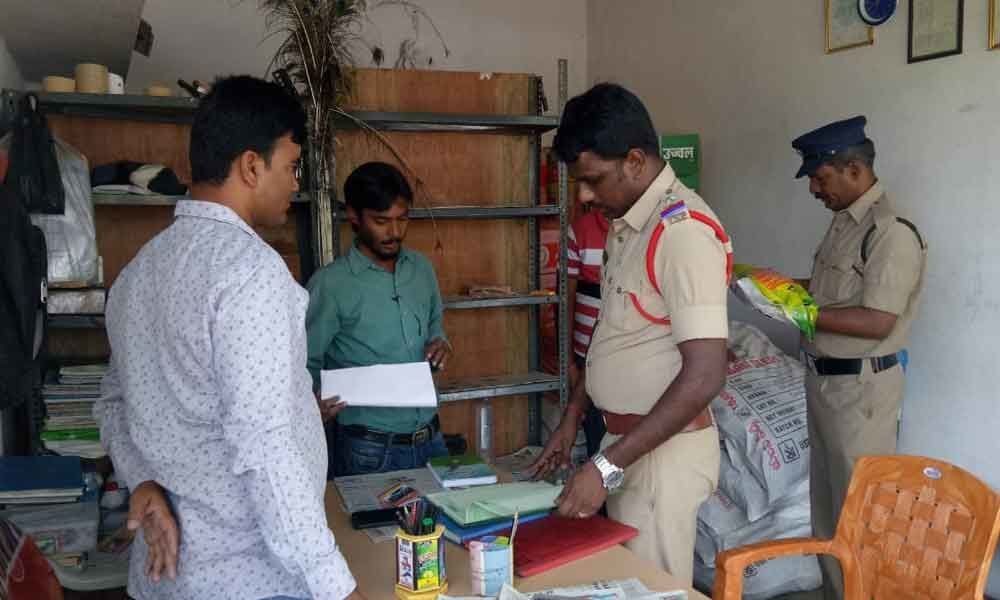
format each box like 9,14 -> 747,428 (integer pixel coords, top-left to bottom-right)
0,1 -> 146,82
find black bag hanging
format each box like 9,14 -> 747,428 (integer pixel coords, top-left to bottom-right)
5,93 -> 65,214
0,183 -> 47,410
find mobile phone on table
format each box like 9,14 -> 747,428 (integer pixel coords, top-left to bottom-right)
350,508 -> 399,530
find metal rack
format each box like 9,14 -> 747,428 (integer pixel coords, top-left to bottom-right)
2,59 -> 571,450
323,61 -> 571,446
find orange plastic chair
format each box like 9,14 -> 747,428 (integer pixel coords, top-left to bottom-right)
713,455 -> 1000,600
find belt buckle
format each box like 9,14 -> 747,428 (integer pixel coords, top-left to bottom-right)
412,427 -> 430,445
801,351 -> 818,374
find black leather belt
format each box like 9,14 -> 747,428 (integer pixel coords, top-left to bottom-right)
342,415 -> 440,446
805,353 -> 899,376
576,280 -> 601,299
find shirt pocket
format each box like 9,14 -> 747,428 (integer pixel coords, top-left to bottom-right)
817,256 -> 863,303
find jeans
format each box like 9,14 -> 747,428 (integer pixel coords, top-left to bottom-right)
333,422 -> 449,477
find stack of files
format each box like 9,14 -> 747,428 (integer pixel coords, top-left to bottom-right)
41,364 -> 107,458
489,514 -> 640,577
425,481 -> 562,528
439,509 -> 548,545
0,456 -> 84,505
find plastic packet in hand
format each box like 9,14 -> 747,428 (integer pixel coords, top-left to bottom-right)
729,264 -> 818,340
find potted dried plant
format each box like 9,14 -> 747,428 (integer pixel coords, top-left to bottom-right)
254,0 -> 448,264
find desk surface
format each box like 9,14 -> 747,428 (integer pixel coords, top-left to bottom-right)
324,484 -> 709,600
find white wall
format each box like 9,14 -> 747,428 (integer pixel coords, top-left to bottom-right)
0,34 -> 23,89
128,0 -> 588,113
589,0 -> 1000,590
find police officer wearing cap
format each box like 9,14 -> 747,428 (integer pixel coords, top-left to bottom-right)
792,116 -> 927,599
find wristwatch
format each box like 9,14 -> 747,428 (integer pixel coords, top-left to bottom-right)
592,452 -> 625,491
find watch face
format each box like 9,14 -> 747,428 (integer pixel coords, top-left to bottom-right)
858,0 -> 897,26
606,469 -> 625,490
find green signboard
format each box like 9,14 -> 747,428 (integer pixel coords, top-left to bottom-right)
659,133 -> 700,190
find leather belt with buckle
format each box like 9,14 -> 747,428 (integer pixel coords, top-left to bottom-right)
343,415 -> 440,446
803,353 -> 899,376
602,408 -> 713,436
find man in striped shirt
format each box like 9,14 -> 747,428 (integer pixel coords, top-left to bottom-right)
567,208 -> 610,457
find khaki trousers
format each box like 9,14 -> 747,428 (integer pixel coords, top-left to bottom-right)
603,427 -> 720,586
807,363 -> 903,600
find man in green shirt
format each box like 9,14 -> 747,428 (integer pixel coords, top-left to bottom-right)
306,162 -> 452,477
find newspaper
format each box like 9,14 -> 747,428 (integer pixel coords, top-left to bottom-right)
363,525 -> 399,544
334,468 -> 446,543
443,579 -> 686,600
493,447 -> 543,482
333,468 -> 445,513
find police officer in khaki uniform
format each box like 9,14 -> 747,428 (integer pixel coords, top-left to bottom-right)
792,116 -> 927,599
532,83 -> 731,585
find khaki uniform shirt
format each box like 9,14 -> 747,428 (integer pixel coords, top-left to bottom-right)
803,181 -> 926,358
586,164 -> 730,415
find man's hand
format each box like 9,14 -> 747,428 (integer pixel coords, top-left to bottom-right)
530,415 -> 579,481
555,461 -> 607,519
568,359 -> 581,388
128,480 -> 179,583
424,338 -> 452,370
317,394 -> 348,423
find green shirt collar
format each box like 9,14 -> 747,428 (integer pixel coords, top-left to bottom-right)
346,242 -> 413,275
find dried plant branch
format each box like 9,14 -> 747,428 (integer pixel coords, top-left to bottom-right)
249,0 -> 448,254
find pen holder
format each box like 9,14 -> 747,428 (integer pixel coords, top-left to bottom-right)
395,524 -> 447,600
469,535 -> 513,597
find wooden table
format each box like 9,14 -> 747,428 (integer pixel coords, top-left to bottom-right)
324,485 -> 709,600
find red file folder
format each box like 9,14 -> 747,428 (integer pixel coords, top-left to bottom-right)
489,514 -> 639,577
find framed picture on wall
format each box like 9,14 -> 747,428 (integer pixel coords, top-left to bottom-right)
907,0 -> 964,62
990,0 -> 1000,49
826,0 -> 876,53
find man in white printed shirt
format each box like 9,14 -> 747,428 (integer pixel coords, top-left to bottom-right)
95,76 -> 362,600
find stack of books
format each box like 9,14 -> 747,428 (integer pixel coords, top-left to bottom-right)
0,456 -> 84,506
41,364 -> 107,458
0,456 -> 97,567
426,454 -> 498,488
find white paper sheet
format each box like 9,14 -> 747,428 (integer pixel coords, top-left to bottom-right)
321,362 -> 437,407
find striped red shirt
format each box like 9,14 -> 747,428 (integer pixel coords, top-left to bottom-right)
568,211 -> 609,358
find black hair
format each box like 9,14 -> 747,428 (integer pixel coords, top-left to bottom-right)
552,83 -> 660,164
826,139 -> 876,173
343,162 -> 413,213
189,75 -> 307,185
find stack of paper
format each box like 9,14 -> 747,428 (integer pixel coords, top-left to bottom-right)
426,482 -> 562,528
41,364 -> 106,458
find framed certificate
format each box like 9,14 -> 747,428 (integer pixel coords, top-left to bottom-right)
907,0 -> 964,63
827,0 -> 876,53
990,0 -> 1000,50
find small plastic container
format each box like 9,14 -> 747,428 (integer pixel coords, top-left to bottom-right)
395,524 -> 447,600
0,501 -> 99,555
469,535 -> 513,596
